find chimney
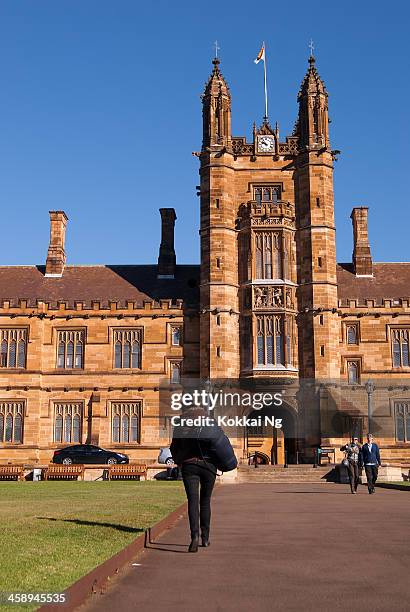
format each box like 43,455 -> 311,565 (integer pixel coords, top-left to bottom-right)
45,211 -> 68,277
351,207 -> 373,277
157,208 -> 176,279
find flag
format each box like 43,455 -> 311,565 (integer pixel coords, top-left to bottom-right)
254,44 -> 265,64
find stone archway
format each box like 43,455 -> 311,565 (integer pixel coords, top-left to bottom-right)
245,403 -> 298,465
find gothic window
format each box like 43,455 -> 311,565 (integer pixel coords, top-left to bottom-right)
170,361 -> 181,384
256,316 -> 284,366
254,185 -> 281,204
57,330 -> 85,369
114,329 -> 142,369
392,329 -> 410,367
0,329 -> 27,368
0,401 -> 24,444
111,402 -> 141,443
347,361 -> 359,385
394,402 -> 410,443
254,232 -> 282,280
346,324 -> 359,345
54,403 -> 83,443
171,326 -> 182,346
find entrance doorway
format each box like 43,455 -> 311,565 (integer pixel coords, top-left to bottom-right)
245,405 -> 297,465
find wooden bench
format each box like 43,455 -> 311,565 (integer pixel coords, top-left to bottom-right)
44,464 -> 84,481
0,465 -> 25,481
109,463 -> 147,481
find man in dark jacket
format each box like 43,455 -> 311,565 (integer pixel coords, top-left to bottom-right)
359,433 -> 381,494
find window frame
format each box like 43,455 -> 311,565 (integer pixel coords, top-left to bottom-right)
112,327 -> 143,370
111,401 -> 142,444
0,400 -> 25,445
53,402 -> 84,444
169,360 -> 182,384
0,327 -> 28,369
253,184 -> 282,204
170,325 -> 182,347
391,327 -> 410,368
256,315 -> 284,367
345,322 -> 359,345
346,359 -> 360,385
55,328 -> 86,370
394,401 -> 410,443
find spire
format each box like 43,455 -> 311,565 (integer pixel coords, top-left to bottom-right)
297,51 -> 330,150
202,57 -> 231,149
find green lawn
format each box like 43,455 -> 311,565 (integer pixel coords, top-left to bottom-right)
0,481 -> 185,610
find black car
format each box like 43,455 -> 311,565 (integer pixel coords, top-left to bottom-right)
52,444 -> 129,465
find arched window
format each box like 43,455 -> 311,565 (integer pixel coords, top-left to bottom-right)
0,402 -> 24,444
113,330 -> 142,369
122,414 -> 130,442
112,414 -> 120,443
8,340 -> 16,368
170,362 -> 181,384
111,403 -> 141,444
347,361 -> 359,384
57,330 -> 85,369
55,414 -> 63,443
14,414 -> 23,444
17,340 -> 26,368
0,330 -> 26,369
392,329 -> 410,367
171,327 -> 181,346
64,414 -> 72,442
1,340 -> 7,367
347,325 -> 358,345
5,413 -> 13,442
131,342 -> 140,369
66,341 -> 74,368
54,403 -> 82,443
115,342 -> 122,368
256,316 -> 284,367
73,414 -> 81,443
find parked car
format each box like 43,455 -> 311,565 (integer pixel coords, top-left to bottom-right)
158,447 -> 174,465
52,444 -> 129,465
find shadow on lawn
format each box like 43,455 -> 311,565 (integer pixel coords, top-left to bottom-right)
36,517 -> 144,534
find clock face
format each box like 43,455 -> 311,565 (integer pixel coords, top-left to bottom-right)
258,136 -> 275,153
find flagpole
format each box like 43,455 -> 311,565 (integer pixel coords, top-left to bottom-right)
263,41 -> 268,120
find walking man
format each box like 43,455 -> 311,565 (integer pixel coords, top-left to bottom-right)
341,436 -> 361,494
359,433 -> 381,494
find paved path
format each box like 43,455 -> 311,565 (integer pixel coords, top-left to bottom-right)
84,483 -> 410,612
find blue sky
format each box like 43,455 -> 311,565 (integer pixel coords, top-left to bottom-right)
0,0 -> 409,266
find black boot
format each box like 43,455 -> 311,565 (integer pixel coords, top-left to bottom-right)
201,536 -> 210,547
188,536 -> 199,553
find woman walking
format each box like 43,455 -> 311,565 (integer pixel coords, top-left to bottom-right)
170,407 -> 236,552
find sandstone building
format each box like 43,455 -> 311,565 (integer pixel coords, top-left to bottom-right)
1,53 -> 410,466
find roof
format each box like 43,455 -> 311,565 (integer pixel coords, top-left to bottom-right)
1,261 -> 408,310
337,263 -> 410,303
0,265 -> 200,309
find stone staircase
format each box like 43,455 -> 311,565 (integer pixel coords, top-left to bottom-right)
237,464 -> 336,484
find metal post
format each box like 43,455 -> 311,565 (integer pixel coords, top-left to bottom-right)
365,380 -> 375,434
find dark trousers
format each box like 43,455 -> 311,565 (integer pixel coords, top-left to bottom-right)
364,465 -> 378,492
182,461 -> 216,539
347,461 -> 360,492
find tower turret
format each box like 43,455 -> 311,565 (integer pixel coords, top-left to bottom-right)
202,57 -> 232,149
297,54 -> 330,150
